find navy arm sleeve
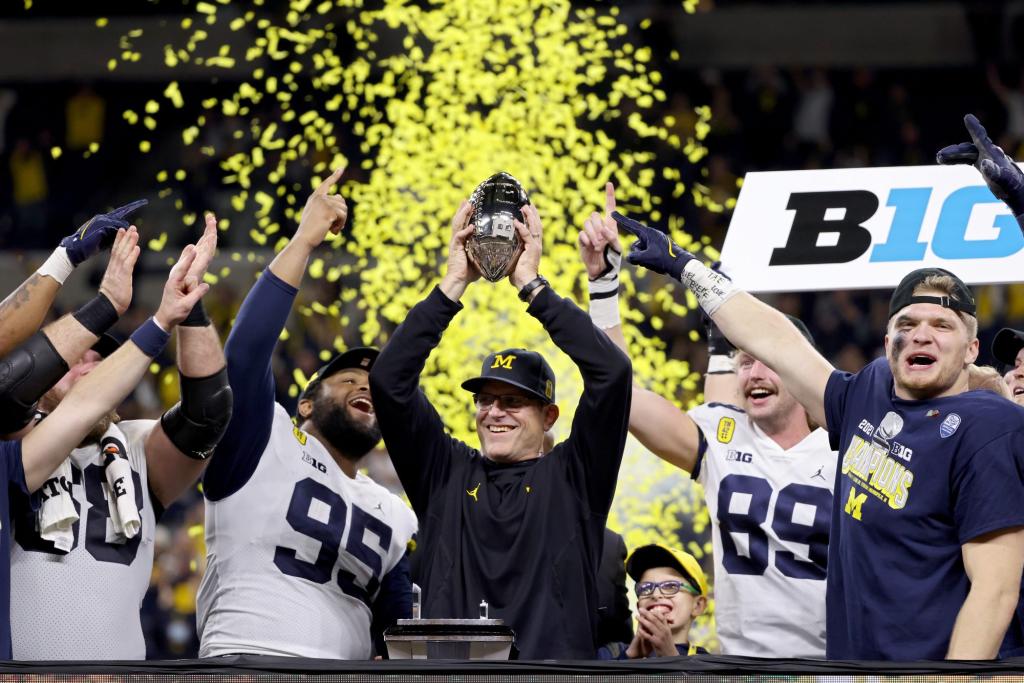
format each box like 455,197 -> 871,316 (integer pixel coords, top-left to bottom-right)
203,269 -> 297,500
369,286 -> 465,518
528,287 -> 632,516
824,369 -> 856,451
370,552 -> 412,658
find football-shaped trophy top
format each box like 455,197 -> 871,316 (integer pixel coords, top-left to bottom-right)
467,172 -> 530,282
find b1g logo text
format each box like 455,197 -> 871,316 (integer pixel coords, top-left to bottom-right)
770,187 -> 1023,266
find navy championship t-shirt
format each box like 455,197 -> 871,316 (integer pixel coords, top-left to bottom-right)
0,440 -> 29,659
824,357 -> 1024,660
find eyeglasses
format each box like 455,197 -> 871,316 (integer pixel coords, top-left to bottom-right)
473,393 -> 538,412
635,579 -> 700,599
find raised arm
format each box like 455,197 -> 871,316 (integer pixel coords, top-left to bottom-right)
204,170 -> 346,499
145,215 -> 231,507
937,114 -> 1024,233
0,227 -> 138,436
515,203 -> 631,511
615,212 -> 833,427
369,202 -> 477,514
578,185 -> 704,474
0,199 -> 146,357
21,242 -> 208,492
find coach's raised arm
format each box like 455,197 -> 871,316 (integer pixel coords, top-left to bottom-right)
370,195 -> 632,659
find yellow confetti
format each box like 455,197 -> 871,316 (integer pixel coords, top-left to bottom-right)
50,146 -> 62,160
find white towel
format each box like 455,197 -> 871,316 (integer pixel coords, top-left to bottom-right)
101,432 -> 140,541
37,458 -> 77,552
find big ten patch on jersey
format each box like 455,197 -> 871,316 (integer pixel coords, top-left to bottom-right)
13,457 -> 146,565
839,411 -> 916,519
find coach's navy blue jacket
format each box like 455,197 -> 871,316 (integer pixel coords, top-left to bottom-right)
370,285 -> 631,660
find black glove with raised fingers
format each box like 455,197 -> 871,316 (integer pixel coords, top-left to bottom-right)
937,114 -> 1024,230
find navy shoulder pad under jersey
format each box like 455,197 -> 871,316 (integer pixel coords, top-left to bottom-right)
824,357 -> 1024,660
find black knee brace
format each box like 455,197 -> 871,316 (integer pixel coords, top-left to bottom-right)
0,332 -> 69,435
160,367 -> 233,460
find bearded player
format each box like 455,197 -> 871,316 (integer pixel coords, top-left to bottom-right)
197,169 -> 416,659
613,113 -> 1024,660
6,215 -> 231,660
579,184 -> 834,657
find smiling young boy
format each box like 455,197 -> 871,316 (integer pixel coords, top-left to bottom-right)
598,544 -> 709,659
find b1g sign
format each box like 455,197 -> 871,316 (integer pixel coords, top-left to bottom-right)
719,165 -> 1024,293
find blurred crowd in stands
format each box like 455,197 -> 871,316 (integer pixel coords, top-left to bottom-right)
4,20 -> 1024,656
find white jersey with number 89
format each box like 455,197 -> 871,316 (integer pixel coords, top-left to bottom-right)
689,402 -> 835,658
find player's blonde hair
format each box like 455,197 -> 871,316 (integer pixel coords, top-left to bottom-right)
912,274 -> 978,339
967,363 -> 1011,399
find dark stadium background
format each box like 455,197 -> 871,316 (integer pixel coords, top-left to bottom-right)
2,0 -> 1024,658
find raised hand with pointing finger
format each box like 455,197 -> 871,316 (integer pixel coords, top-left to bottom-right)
269,168 -> 348,289
937,114 -> 1024,230
296,167 -> 348,250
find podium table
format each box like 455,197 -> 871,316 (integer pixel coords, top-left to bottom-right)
384,618 -> 516,660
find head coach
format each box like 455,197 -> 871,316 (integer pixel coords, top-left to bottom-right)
369,194 -> 631,660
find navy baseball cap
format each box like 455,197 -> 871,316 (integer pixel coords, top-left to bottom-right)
461,348 -> 556,403
888,267 -> 976,319
300,347 -> 379,401
993,328 -> 1024,366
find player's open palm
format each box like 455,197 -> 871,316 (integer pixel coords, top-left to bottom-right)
155,244 -> 211,330
296,167 -> 347,249
578,182 -> 622,280
185,213 -> 219,292
98,226 -> 140,315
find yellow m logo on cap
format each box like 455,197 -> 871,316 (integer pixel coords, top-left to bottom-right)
491,354 -> 516,370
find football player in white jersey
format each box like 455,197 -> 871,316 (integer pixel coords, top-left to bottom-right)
578,184 -> 834,657
5,215 -> 232,660
197,169 -> 416,659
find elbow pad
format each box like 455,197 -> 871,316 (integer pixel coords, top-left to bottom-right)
0,332 -> 69,435
160,367 -> 233,460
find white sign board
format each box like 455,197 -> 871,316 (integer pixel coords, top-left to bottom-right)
720,165 -> 1024,293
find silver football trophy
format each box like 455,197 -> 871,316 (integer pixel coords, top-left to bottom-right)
466,172 -> 530,282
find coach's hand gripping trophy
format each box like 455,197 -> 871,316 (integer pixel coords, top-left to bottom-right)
465,172 -> 530,282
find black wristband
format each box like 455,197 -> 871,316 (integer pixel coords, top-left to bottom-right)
518,276 -> 550,302
181,299 -> 210,327
72,293 -> 119,336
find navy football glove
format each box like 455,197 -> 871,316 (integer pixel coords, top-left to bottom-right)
611,211 -> 694,281
937,114 -> 1024,222
61,199 -> 148,266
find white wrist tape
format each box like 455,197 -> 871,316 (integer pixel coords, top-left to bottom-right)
588,284 -> 621,329
707,354 -> 735,374
36,247 -> 74,285
681,260 -> 738,317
